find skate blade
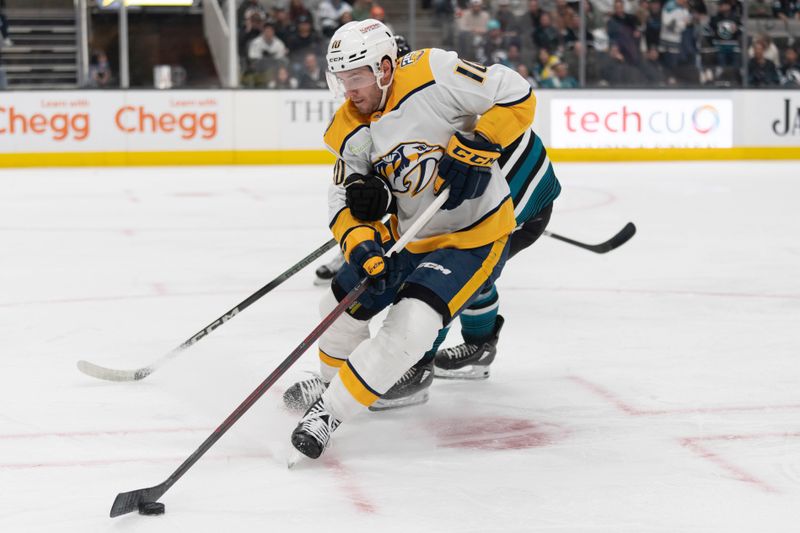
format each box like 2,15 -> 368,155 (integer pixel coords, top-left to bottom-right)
433,365 -> 490,380
287,449 -> 304,469
369,390 -> 429,412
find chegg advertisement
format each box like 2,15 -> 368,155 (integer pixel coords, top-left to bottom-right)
0,91 -> 232,152
550,98 -> 734,149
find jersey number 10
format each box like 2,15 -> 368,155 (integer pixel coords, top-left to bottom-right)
455,60 -> 487,84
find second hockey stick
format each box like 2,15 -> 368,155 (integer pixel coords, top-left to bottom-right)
544,222 -> 636,254
109,190 -> 450,518
77,238 -> 337,382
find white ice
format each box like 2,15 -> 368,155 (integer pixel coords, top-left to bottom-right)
1,161 -> 799,532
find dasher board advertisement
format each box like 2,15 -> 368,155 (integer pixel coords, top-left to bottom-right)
550,99 -> 734,148
0,91 -> 233,153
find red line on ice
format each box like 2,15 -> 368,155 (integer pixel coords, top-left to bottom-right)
0,426 -> 211,440
567,375 -> 800,415
0,452 -> 272,470
323,458 -> 377,514
508,286 -> 800,301
679,437 -> 781,493
3,285 -> 799,309
568,375 -> 800,494
151,282 -> 168,296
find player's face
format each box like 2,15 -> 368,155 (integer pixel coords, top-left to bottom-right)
336,67 -> 382,114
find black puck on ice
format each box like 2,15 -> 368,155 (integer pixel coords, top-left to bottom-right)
138,501 -> 166,516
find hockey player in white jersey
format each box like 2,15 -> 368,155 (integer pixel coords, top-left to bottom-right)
288,19 -> 536,459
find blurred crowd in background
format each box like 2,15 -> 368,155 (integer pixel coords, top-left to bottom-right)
234,0 -> 799,89
443,0 -> 800,87
2,0 -> 795,90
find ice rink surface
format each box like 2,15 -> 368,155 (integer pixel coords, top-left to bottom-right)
1,161 -> 799,532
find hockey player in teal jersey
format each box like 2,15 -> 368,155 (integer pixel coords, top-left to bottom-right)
429,129 -> 560,380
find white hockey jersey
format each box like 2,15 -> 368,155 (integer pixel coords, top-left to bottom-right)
324,48 -> 536,255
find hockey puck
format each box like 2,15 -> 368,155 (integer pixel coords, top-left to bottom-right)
138,501 -> 165,516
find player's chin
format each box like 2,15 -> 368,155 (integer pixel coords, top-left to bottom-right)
353,100 -> 375,114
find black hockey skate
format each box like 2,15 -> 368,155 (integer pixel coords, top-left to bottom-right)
291,398 -> 341,459
313,253 -> 345,286
434,315 -> 504,380
283,374 -> 328,411
369,361 -> 434,411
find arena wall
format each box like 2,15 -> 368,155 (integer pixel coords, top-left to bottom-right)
1,89 -> 798,167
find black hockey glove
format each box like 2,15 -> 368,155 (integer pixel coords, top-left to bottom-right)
343,227 -> 398,295
433,132 -> 502,211
344,173 -> 393,222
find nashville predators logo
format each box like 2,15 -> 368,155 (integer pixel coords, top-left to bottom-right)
374,142 -> 444,196
401,50 -> 425,67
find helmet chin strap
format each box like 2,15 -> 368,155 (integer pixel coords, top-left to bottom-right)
375,63 -> 395,111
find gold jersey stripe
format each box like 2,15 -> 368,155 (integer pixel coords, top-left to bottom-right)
383,49 -> 436,115
447,236 -> 508,316
319,349 -> 346,368
475,90 -> 536,148
339,362 -> 380,407
323,100 -> 370,156
390,198 -> 515,254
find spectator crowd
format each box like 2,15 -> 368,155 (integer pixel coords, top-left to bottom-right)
237,0 -> 394,88
234,0 -> 800,89
443,0 -> 799,87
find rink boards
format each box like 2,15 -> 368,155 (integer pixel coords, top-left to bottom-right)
0,89 -> 798,166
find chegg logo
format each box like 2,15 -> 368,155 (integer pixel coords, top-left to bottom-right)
0,106 -> 90,141
114,106 -> 217,139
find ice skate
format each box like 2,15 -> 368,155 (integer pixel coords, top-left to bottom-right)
313,253 -> 345,286
283,374 -> 328,411
290,398 -> 341,460
434,316 -> 504,380
369,361 -> 434,411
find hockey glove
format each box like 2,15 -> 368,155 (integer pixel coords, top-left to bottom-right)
344,173 -> 393,221
433,131 -> 502,211
342,226 -> 396,295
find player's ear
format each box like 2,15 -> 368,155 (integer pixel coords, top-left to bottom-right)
380,58 -> 393,84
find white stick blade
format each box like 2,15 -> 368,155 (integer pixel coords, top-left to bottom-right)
76,360 -> 150,382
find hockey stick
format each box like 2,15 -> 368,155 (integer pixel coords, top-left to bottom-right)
78,238 -> 337,382
543,222 -> 636,254
109,190 -> 450,518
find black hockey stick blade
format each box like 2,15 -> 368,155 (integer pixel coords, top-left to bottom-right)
107,192 -> 449,519
110,483 -> 168,517
544,222 -> 636,254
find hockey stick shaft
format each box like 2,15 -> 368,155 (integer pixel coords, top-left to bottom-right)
109,191 -> 450,518
543,222 -> 636,254
78,238 -> 337,382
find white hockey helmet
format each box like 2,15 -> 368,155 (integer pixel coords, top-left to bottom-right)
326,19 -> 398,107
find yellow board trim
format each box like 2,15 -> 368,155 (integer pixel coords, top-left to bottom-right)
548,147 -> 800,162
447,236 -> 508,317
319,349 -> 346,369
0,150 -> 337,168
338,363 -> 379,407
1,146 -> 799,168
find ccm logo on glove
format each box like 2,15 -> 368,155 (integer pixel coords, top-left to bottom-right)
434,131 -> 502,211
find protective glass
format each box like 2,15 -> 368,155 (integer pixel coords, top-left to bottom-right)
326,69 -> 377,97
